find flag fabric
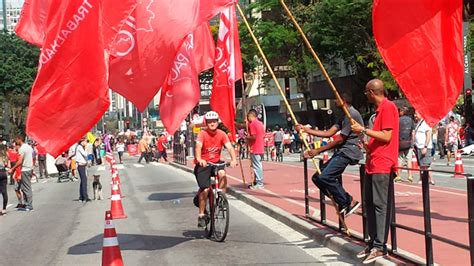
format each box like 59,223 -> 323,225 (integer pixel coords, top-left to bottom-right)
108,0 -> 235,111
14,0 -> 50,47
210,5 -> 243,142
373,0 -> 463,127
160,23 -> 216,135
22,0 -> 136,157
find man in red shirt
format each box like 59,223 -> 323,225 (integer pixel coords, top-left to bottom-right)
246,109 -> 265,189
352,79 -> 399,264
194,111 -> 237,228
156,133 -> 168,162
36,144 -> 48,178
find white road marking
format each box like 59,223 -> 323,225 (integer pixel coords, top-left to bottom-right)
133,163 -> 145,168
41,180 -> 48,183
150,162 -> 160,166
97,166 -> 106,171
116,164 -> 125,170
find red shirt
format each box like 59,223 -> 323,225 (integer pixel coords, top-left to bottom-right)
7,148 -> 19,162
196,129 -> 230,163
249,119 -> 265,154
366,98 -> 399,174
264,132 -> 275,147
157,135 -> 167,152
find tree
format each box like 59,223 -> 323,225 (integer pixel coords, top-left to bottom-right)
0,32 -> 40,137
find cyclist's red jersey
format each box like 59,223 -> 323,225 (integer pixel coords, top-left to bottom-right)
196,129 -> 230,163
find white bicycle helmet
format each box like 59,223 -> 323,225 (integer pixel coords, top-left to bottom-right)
204,111 -> 219,121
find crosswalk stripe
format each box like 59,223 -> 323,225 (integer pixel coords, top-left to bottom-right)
116,165 -> 125,170
150,162 -> 160,166
97,166 -> 106,171
133,163 -> 144,168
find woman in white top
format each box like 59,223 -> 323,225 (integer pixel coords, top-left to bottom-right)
76,138 -> 90,202
414,112 -> 434,185
116,139 -> 125,164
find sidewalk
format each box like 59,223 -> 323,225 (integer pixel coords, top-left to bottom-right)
169,153 -> 470,265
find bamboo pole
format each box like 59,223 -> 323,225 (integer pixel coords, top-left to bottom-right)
235,3 -> 321,175
279,0 -> 353,123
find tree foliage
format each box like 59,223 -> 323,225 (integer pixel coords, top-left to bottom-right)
0,32 -> 40,136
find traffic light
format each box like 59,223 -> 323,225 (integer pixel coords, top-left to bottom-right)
466,89 -> 472,124
285,87 -> 290,100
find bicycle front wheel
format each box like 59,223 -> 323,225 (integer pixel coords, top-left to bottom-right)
204,191 -> 214,238
212,192 -> 229,242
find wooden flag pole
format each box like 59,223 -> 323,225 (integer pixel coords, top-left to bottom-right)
237,3 -> 350,236
279,0 -> 353,123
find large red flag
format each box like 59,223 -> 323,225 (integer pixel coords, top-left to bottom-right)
211,5 -> 242,142
108,0 -> 235,111
14,0 -> 50,47
373,0 -> 463,127
160,23 -> 215,135
23,0 -> 136,156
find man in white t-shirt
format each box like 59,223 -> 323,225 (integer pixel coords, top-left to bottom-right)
8,135 -> 34,211
414,112 -> 434,185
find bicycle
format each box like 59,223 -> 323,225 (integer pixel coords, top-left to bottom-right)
200,161 -> 230,242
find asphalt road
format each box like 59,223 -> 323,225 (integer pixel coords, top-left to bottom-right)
0,154 -> 355,266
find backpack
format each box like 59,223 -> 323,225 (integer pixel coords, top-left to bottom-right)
399,116 -> 414,151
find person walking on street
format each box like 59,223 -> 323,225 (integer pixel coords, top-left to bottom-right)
36,144 -> 48,179
437,123 -> 446,159
85,140 -> 94,166
445,116 -> 459,166
116,139 -> 125,164
137,137 -> 150,164
7,144 -> 19,185
395,107 -> 414,183
246,109 -> 265,189
274,126 -> 284,161
297,93 -> 362,216
0,144 -> 9,216
414,111 -> 435,184
157,133 -> 169,163
351,79 -> 399,264
8,135 -> 35,212
76,138 -> 90,202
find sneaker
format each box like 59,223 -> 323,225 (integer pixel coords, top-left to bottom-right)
407,176 -> 413,183
197,215 -> 207,228
249,184 -> 264,190
362,248 -> 385,264
1,210 -> 6,216
430,181 -> 435,185
393,176 -> 402,183
15,204 -> 25,209
356,246 -> 371,259
341,200 -> 361,217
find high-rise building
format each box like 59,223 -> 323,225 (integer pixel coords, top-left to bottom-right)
1,0 -> 24,32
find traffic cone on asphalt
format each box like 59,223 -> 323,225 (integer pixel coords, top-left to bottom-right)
111,172 -> 121,185
322,152 -> 329,164
102,211 -> 123,266
105,152 -> 114,164
454,151 -> 465,178
110,183 -> 127,219
111,179 -> 124,198
411,153 -> 419,170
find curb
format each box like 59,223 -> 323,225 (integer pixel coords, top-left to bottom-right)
169,162 -> 420,265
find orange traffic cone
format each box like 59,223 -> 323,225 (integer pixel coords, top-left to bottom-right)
110,183 -> 127,219
111,179 -> 124,198
454,151 -> 465,178
112,172 -> 121,185
105,152 -> 114,164
323,152 -> 329,164
102,211 -> 123,266
411,153 -> 419,170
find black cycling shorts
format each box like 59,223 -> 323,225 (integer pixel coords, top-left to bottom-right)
194,161 -> 225,189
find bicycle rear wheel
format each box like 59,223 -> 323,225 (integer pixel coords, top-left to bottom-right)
204,191 -> 214,238
212,192 -> 229,242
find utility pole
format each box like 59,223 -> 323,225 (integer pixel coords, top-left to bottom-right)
2,0 -> 7,32
463,0 -> 473,124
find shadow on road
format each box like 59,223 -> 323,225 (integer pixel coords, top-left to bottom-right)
148,192 -> 195,201
68,233 -> 193,254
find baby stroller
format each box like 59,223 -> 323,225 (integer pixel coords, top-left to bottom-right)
55,154 -> 73,183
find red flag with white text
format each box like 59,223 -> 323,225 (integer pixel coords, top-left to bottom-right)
160,23 -> 216,135
14,0 -> 50,47
108,0 -> 235,111
210,5 -> 242,142
373,0 -> 463,126
23,0 -> 136,156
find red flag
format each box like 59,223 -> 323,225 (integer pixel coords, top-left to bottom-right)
108,0 -> 235,111
160,23 -> 215,135
23,0 -> 136,157
373,0 -> 463,127
14,0 -> 50,47
211,5 -> 242,142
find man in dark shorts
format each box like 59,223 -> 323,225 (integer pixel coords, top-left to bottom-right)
297,93 -> 363,217
194,111 -> 237,228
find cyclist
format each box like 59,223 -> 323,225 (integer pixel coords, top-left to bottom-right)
194,111 -> 237,228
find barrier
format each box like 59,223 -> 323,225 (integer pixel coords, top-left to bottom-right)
127,144 -> 138,156
303,159 -> 473,265
173,143 -> 187,165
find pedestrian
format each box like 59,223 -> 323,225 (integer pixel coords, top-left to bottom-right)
437,123 -> 446,159
297,92 -> 362,216
413,111 -> 434,184
75,138 -> 90,202
68,142 -> 78,178
93,139 -> 102,165
36,144 -> 48,179
351,79 -> 399,264
445,116 -> 460,166
395,106 -> 414,183
116,138 -> 125,164
264,128 -> 274,161
0,144 -> 8,216
85,140 -> 94,166
8,135 -> 35,212
246,109 -> 265,189
137,136 -> 150,164
157,133 -> 168,162
7,143 -> 19,185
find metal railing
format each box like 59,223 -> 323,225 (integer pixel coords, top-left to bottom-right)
172,143 -> 187,165
302,159 -> 474,265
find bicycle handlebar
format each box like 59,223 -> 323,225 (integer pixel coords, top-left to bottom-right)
207,162 -> 231,167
